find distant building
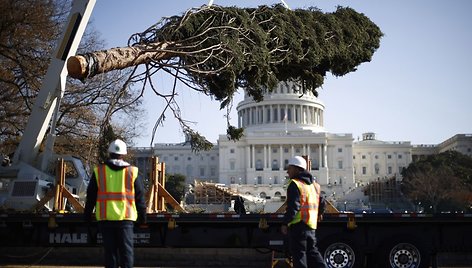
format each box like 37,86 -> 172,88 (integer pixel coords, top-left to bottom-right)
129,81 -> 472,207
352,132 -> 411,185
437,134 -> 472,157
152,137 -> 219,184
218,81 -> 353,200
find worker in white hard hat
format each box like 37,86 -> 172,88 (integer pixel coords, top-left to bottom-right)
84,139 -> 147,268
281,156 -> 326,268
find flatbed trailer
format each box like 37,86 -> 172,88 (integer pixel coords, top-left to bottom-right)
1,212 -> 472,268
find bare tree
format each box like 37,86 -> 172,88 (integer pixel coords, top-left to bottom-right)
403,167 -> 463,213
0,0 -> 59,154
0,0 -> 145,166
402,151 -> 472,212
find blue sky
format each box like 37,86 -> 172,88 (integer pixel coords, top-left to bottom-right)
88,0 -> 472,147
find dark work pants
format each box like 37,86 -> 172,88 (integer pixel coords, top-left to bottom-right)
288,222 -> 327,268
99,221 -> 134,268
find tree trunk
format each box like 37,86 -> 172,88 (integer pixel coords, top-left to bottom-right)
67,42 -> 174,80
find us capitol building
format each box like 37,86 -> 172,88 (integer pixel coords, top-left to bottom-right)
132,81 -> 472,210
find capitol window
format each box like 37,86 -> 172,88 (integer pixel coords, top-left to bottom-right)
255,159 -> 263,171
338,148 -> 342,153
311,159 -> 318,170
230,149 -> 235,153
272,160 -> 279,170
398,154 -> 403,159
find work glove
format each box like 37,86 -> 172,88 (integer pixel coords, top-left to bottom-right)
136,213 -> 148,228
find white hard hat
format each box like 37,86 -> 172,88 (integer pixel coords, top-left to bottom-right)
108,139 -> 127,155
288,156 -> 307,170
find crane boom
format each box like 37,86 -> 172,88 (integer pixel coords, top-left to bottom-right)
12,0 -> 96,167
0,0 -> 96,211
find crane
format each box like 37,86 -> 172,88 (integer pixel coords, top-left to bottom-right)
0,0 -> 96,211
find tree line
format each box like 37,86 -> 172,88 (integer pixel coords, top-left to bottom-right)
0,0 -> 144,167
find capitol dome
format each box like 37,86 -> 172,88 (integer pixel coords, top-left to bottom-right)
236,81 -> 326,134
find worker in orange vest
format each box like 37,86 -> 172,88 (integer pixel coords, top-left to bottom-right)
84,139 -> 147,268
281,156 -> 326,268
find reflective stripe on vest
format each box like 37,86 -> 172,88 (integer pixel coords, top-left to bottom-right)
288,179 -> 320,229
94,165 -> 138,221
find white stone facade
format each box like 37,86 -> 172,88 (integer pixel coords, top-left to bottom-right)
437,134 -> 472,157
132,82 -> 472,203
218,81 -> 355,198
352,132 -> 411,185
153,142 -> 219,184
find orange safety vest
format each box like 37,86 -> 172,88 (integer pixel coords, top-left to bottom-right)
288,178 -> 321,229
94,164 -> 138,221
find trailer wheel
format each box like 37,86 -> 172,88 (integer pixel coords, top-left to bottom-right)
389,242 -> 421,268
375,239 -> 430,268
322,241 -> 359,268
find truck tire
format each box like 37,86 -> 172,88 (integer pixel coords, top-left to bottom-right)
375,238 -> 431,268
321,238 -> 363,268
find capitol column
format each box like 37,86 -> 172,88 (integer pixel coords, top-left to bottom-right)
263,145 -> 267,169
320,109 -> 324,127
279,145 -> 283,170
252,145 -> 255,170
247,108 -> 251,126
246,145 -> 251,169
262,105 -> 266,123
323,144 -> 328,168
268,145 -> 272,169
276,104 -> 280,122
319,145 -> 323,168
244,109 -> 248,126
292,105 -> 296,123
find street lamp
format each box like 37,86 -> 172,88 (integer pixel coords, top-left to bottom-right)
344,201 -> 347,212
